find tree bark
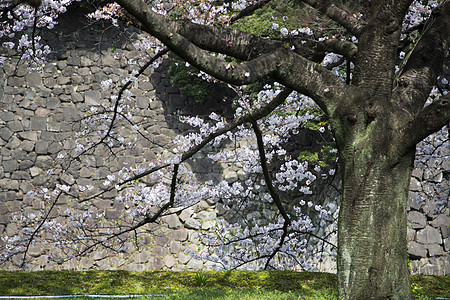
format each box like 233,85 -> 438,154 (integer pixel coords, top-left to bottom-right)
337,130 -> 415,299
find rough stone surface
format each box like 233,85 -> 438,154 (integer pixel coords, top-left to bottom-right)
408,241 -> 428,258
417,227 -> 442,245
408,211 -> 427,229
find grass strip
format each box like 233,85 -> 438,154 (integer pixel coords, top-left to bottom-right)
0,270 -> 447,299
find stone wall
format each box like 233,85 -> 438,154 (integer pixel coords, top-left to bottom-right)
0,7 -> 448,275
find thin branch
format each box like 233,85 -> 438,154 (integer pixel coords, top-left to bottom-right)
21,191 -> 63,268
76,164 -> 179,258
110,88 -> 293,193
263,220 -> 289,270
65,48 -> 169,178
250,120 -> 290,224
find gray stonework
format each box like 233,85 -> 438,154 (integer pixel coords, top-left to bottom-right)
0,6 -> 449,275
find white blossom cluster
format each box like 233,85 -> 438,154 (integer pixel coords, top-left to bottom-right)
0,0 -> 80,67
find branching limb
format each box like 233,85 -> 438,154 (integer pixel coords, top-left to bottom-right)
317,38 -> 358,59
68,48 -> 169,173
176,20 -> 280,61
400,96 -> 450,152
76,164 -> 179,258
392,1 -> 450,116
80,88 -> 294,203
116,0 -> 283,85
275,51 -> 351,115
297,0 -> 364,36
20,191 -> 63,267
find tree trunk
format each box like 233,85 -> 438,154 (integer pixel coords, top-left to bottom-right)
337,135 -> 415,299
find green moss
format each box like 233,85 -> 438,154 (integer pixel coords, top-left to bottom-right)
168,58 -> 221,103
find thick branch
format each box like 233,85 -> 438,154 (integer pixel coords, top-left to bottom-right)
298,0 -> 364,36
274,51 -> 351,115
393,1 -> 450,116
317,38 -> 358,59
176,20 -> 281,61
115,0 -> 282,85
400,97 -> 450,151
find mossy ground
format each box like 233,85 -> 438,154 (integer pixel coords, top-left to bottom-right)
0,270 -> 448,299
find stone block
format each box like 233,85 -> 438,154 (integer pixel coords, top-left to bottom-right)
424,169 -> 443,183
0,112 -> 14,122
19,160 -> 34,170
186,259 -> 203,270
63,107 -> 79,121
407,211 -> 427,229
193,200 -> 209,213
18,131 -> 38,141
132,251 -> 149,263
170,241 -> 181,254
47,97 -> 61,109
25,73 -> 42,87
43,77 -> 56,88
417,226 -> 442,244
163,255 -> 176,268
11,171 -> 31,180
172,229 -> 188,242
35,141 -> 49,154
0,202 -> 9,214
430,214 -> 450,229
178,252 -> 191,264
180,207 -> 194,222
56,76 -> 70,85
8,120 -> 24,132
155,234 -> 169,246
0,127 -> 13,141
84,90 -> 102,106
408,241 -> 427,258
148,257 -> 163,270
162,214 -> 182,229
2,159 -> 18,172
151,246 -> 167,257
443,226 -> 450,239
79,167 -> 92,178
201,220 -> 215,230
61,173 -> 75,185
409,178 -> 421,191
30,117 -> 47,131
407,192 -> 421,210
6,136 -> 20,149
136,97 -> 149,109
428,244 -> 444,257
225,171 -> 238,183
184,218 -> 201,230
7,76 -> 25,87
28,246 -> 41,257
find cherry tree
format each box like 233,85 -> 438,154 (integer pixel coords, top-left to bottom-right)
1,0 -> 450,299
